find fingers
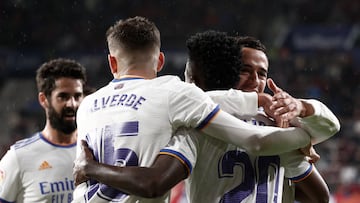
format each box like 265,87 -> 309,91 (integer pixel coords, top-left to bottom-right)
299,144 -> 321,164
270,91 -> 302,120
272,90 -> 289,101
299,143 -> 312,157
81,140 -> 88,148
73,162 -> 82,186
73,140 -> 92,186
279,119 -> 289,128
267,78 -> 300,119
267,78 -> 282,94
270,91 -> 291,111
308,147 -> 321,163
273,103 -> 297,117
74,175 -> 88,186
308,153 -> 320,164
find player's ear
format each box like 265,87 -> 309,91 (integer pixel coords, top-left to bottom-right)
156,52 -> 165,72
108,54 -> 118,74
38,92 -> 49,109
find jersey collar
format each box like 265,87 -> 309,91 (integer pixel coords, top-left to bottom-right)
112,75 -> 145,82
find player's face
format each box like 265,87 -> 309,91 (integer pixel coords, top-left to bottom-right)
47,77 -> 84,134
236,47 -> 268,93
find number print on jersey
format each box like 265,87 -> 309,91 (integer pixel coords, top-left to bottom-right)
87,122 -> 140,201
219,151 -> 280,203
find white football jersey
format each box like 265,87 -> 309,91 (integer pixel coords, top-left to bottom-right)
162,89 -> 337,203
73,76 -> 220,203
0,133 -> 76,203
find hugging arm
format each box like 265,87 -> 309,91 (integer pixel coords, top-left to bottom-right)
201,110 -> 311,156
73,140 -> 187,198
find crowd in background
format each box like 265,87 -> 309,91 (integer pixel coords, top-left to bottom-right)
1,0 -> 360,201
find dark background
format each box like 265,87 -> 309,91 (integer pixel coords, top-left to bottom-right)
1,0 -> 360,201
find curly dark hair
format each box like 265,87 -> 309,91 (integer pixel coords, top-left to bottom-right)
36,58 -> 87,97
186,30 -> 242,91
106,16 -> 160,51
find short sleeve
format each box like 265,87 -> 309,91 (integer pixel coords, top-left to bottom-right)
0,147 -> 21,202
159,127 -> 199,176
168,83 -> 219,130
280,150 -> 313,182
207,89 -> 258,116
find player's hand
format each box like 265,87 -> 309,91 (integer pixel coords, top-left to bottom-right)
259,92 -> 289,127
277,118 -> 289,128
258,92 -> 273,111
299,143 -> 320,163
267,78 -> 305,122
73,140 -> 95,186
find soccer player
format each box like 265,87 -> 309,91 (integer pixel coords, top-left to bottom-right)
235,36 -> 331,202
0,58 -> 87,202
178,34 -> 337,203
173,34 -> 330,203
73,27 -> 339,203
72,16 -> 316,203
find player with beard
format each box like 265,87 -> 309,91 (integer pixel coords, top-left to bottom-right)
0,58 -> 87,203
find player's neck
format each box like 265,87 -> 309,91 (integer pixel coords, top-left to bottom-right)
41,124 -> 77,145
115,68 -> 157,79
113,54 -> 158,79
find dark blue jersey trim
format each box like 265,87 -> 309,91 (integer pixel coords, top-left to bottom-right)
159,149 -> 192,174
39,133 -> 77,148
0,198 -> 14,203
112,77 -> 144,83
289,164 -> 313,181
196,105 -> 220,130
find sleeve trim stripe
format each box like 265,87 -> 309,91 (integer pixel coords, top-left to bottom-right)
0,198 -> 14,203
196,105 -> 220,130
290,164 -> 314,182
159,149 -> 192,176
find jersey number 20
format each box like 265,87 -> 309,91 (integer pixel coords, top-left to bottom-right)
219,151 -> 281,202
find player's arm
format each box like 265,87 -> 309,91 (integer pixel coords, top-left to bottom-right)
282,149 -> 329,203
290,99 -> 340,144
172,83 -> 311,156
201,109 -> 311,156
294,166 -> 330,203
74,140 -> 187,198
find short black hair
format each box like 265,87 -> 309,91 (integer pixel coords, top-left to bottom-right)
36,58 -> 87,97
236,36 -> 266,52
186,30 -> 242,91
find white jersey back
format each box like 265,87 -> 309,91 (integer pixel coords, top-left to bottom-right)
73,76 -> 219,203
0,133 -> 76,203
162,89 -> 312,203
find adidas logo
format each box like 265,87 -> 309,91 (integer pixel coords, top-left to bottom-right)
38,161 -> 52,170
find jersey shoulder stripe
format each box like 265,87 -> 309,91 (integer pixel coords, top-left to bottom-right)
12,133 -> 40,150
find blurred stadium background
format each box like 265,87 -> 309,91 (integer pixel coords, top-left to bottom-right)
1,0 -> 360,202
